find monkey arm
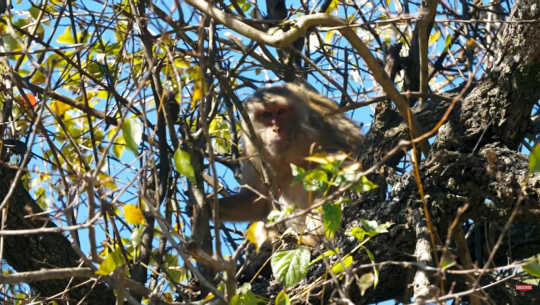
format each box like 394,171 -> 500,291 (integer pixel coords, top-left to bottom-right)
217,191 -> 273,222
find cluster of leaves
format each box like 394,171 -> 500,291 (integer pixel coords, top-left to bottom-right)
290,151 -> 378,239
241,153 -> 391,303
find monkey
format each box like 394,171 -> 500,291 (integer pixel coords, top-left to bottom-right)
218,83 -> 364,243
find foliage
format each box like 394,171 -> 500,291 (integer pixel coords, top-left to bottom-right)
1,0 -> 540,304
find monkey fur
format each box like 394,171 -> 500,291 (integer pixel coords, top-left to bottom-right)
218,83 -> 364,243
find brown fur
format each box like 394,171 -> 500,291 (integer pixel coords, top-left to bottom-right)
219,83 -> 364,241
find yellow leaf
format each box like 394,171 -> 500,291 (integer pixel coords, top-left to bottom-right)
174,222 -> 183,232
331,255 -> 354,275
428,30 -> 441,46
246,221 -> 268,252
305,151 -> 348,164
191,70 -> 204,108
51,100 -> 71,116
96,250 -> 123,275
358,272 -> 375,295
123,204 -> 145,225
325,0 -> 339,14
324,30 -> 334,45
466,38 -> 479,50
204,293 -> 215,301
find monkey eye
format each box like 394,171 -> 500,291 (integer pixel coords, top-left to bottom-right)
277,108 -> 287,115
262,111 -> 272,118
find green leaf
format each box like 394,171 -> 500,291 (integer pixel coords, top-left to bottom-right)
275,291 -> 291,305
122,117 -> 143,155
359,219 -> 393,237
1,33 -> 20,53
357,272 -> 375,296
96,249 -> 124,275
113,134 -> 126,158
229,295 -> 241,305
440,251 -> 457,271
523,255 -> 540,278
428,30 -> 441,47
271,246 -> 311,287
322,203 -> 342,239
236,282 -> 252,294
290,164 -> 307,185
229,283 -> 258,305
331,255 -> 354,275
361,246 -> 379,288
529,145 -> 540,173
349,227 -> 367,242
325,0 -> 340,14
443,33 -> 452,52
174,148 -> 196,183
351,176 -> 379,193
57,26 -> 76,44
310,248 -> 340,266
303,169 -> 327,192
243,291 -> 258,305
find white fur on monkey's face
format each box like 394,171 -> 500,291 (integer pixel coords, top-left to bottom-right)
244,94 -> 302,157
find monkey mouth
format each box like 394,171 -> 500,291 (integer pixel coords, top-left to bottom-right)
267,139 -> 290,153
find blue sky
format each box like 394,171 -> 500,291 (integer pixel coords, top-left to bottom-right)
2,0 -> 522,303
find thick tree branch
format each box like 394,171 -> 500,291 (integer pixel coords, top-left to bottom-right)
184,0 -> 431,156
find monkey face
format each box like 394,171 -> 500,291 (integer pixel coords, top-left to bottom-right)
256,103 -> 295,155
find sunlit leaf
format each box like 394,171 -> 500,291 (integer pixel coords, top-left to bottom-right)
358,272 -> 375,295
96,249 -> 123,275
229,283 -> 258,305
443,33 -> 452,52
331,255 -> 354,275
304,169 -> 327,192
305,151 -> 348,164
246,221 -> 268,253
271,246 -> 311,287
123,204 -> 145,225
174,148 -> 196,183
524,254 -> 540,278
359,219 -> 393,237
349,227 -> 367,242
191,69 -> 204,108
325,0 -> 339,14
429,30 -> 441,46
351,176 -> 379,193
57,26 -> 76,44
50,100 -> 71,116
122,117 -> 143,155
112,134 -> 126,158
275,291 -> 291,305
310,248 -> 340,266
291,164 -> 307,185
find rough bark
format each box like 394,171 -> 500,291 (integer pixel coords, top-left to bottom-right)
2,0 -> 540,304
283,0 -> 540,303
0,167 -> 116,304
